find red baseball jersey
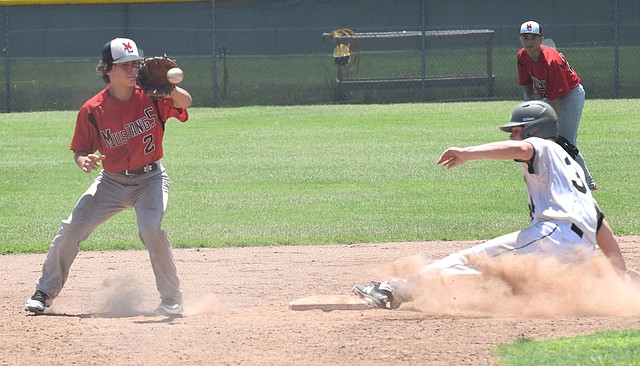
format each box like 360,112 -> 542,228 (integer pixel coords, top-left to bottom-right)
71,85 -> 188,173
517,45 -> 580,101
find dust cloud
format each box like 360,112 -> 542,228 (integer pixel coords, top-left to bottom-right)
97,275 -> 225,316
184,294 -> 225,315
385,254 -> 640,317
97,275 -> 145,317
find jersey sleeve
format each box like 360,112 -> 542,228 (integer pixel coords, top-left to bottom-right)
521,139 -> 547,180
156,97 -> 189,123
69,106 -> 100,153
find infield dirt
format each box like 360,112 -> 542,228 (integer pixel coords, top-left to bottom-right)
3,237 -> 640,365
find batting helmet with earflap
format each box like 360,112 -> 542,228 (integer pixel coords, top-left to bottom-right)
500,101 -> 558,140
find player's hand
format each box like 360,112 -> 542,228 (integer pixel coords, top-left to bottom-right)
437,147 -> 467,169
80,154 -> 106,173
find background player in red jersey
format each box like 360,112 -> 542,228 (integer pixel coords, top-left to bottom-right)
517,20 -> 597,190
25,37 -> 192,316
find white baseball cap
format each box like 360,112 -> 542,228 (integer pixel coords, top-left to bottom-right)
101,38 -> 144,65
520,21 -> 543,36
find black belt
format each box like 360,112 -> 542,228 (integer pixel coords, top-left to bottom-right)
120,163 -> 158,176
570,223 -> 583,238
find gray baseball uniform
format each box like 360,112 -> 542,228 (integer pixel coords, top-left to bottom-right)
36,163 -> 182,302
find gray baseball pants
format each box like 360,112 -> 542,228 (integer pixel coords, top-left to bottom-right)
34,161 -> 182,303
554,84 -> 595,189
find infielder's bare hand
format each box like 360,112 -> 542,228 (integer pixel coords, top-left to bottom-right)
78,154 -> 106,173
437,147 -> 468,169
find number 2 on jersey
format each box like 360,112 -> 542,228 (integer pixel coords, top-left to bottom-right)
143,134 -> 155,154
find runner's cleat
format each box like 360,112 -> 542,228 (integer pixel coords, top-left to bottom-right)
353,282 -> 394,309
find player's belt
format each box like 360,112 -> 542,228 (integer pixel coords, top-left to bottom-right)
120,163 -> 158,176
570,223 -> 583,238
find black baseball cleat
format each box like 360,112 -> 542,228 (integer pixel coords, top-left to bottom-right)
353,282 -> 400,309
25,290 -> 52,315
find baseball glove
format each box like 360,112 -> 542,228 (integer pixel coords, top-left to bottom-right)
137,56 -> 178,97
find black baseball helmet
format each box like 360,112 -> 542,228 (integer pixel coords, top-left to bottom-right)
500,101 -> 558,140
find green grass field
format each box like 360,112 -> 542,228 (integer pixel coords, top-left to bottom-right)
1,100 -> 639,365
494,329 -> 640,365
1,100 -> 639,253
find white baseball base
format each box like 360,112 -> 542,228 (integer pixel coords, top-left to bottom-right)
289,295 -> 370,311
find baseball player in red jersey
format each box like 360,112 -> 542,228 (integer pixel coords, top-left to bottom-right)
353,101 -> 627,309
25,38 -> 192,315
517,20 -> 597,190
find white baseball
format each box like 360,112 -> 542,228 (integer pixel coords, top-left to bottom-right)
166,67 -> 184,84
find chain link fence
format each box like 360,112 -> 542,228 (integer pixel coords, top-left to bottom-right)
1,0 -> 639,112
